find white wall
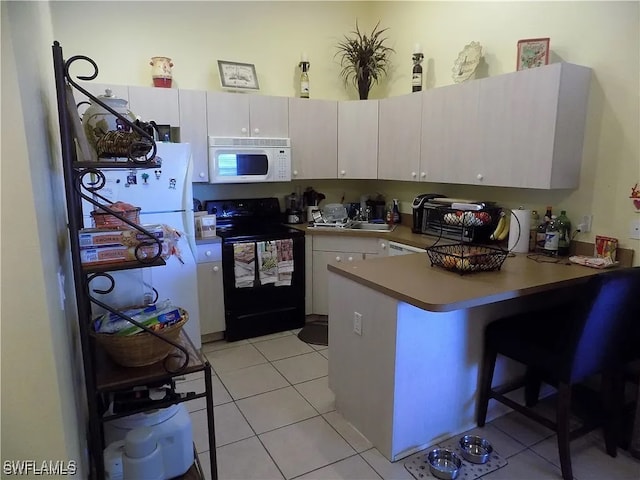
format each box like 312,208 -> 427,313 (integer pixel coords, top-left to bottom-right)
50,1 -> 639,263
1,1 -> 85,474
0,0 -> 636,471
372,1 -> 640,263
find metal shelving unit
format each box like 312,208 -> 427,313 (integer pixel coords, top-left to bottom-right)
52,40 -> 217,480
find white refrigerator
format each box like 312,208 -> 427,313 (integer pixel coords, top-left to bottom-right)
82,143 -> 201,348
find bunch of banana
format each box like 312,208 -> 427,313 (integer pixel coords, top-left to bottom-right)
490,212 -> 510,241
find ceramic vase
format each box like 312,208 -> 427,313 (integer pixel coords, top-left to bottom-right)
81,88 -> 137,153
150,56 -> 173,88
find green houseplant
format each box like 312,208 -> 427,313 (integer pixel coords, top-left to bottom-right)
335,21 -> 395,100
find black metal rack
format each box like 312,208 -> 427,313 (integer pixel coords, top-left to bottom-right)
52,41 -> 217,479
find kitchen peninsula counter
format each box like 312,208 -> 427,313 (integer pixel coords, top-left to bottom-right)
327,250 -> 602,312
326,251 -> 623,463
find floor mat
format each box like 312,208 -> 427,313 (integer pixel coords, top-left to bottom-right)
404,439 -> 507,480
297,319 -> 328,346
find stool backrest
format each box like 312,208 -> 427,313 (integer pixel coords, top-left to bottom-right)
569,267 -> 640,381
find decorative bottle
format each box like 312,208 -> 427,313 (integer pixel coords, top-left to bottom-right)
556,210 -> 572,256
544,215 -> 559,255
299,55 -> 310,99
412,45 -> 424,93
536,206 -> 552,252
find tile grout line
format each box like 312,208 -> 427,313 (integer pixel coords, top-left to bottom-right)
210,336 -> 374,479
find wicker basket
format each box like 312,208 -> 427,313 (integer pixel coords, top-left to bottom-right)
92,309 -> 188,367
96,130 -> 153,159
91,207 -> 141,228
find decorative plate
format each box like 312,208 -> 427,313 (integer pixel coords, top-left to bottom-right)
452,42 -> 483,83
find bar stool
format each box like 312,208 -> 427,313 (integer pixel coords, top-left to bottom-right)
477,267 -> 640,480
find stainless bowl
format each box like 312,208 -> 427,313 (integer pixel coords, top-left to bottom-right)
459,435 -> 493,464
427,448 -> 462,480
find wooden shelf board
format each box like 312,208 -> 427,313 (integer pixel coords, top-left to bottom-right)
82,257 -> 166,274
95,330 -> 207,392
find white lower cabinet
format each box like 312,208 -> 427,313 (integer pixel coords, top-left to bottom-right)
311,236 -> 381,315
197,261 -> 225,335
196,242 -> 225,336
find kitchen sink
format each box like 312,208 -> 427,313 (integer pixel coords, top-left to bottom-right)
346,221 -> 397,232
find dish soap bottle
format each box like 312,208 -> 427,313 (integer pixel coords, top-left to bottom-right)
392,199 -> 401,224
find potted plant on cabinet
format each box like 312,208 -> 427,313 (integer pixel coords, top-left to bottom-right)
335,20 -> 395,100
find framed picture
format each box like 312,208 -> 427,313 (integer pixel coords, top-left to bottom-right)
217,60 -> 260,90
517,38 -> 550,71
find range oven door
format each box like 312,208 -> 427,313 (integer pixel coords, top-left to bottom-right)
221,233 -> 305,341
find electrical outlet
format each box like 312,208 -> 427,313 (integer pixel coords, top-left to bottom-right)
353,312 -> 362,335
630,219 -> 640,240
579,214 -> 593,233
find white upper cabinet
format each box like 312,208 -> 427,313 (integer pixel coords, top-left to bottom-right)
206,92 -> 288,137
179,89 -> 209,182
378,93 -> 422,181
476,62 -> 591,189
289,98 -> 338,179
420,81 -> 480,184
128,86 -> 180,126
338,100 -> 379,179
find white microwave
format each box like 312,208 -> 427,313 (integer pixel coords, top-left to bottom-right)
208,136 -> 291,184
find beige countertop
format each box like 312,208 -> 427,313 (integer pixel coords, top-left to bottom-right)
292,223 -> 438,249
327,251 -> 604,312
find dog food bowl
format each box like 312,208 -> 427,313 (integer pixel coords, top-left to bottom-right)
427,448 -> 462,480
459,435 -> 493,464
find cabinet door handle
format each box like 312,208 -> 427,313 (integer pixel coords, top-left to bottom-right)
253,128 -> 260,135
212,266 -> 219,272
335,256 -> 342,262
293,170 -> 299,176
411,171 -> 417,178
199,172 -> 206,179
477,174 -> 484,181
241,127 -> 248,134
380,242 -> 386,249
347,256 -> 354,262
340,170 -> 346,176
205,250 -> 212,257
420,172 -> 427,178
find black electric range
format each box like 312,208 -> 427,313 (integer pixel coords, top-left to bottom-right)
202,198 -> 305,341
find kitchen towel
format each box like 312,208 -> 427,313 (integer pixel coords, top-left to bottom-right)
233,242 -> 255,288
257,241 -> 278,285
276,239 -> 294,286
508,209 -> 531,253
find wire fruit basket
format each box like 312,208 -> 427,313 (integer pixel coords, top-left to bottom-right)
426,243 -> 508,274
92,308 -> 188,367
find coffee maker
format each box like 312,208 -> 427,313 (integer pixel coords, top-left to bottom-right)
284,193 -> 304,224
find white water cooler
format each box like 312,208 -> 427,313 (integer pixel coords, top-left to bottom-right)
103,404 -> 193,480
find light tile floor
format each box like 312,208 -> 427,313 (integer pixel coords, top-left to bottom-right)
180,329 -> 640,480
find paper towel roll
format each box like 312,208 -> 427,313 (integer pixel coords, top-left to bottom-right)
508,209 -> 531,253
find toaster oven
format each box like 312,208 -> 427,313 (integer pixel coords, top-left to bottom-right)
412,195 -> 500,243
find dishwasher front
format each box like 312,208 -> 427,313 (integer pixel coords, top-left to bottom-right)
388,241 -> 425,256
